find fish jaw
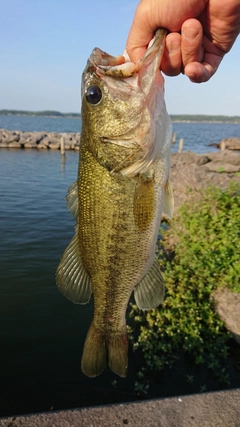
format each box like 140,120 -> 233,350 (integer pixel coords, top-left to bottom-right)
85,29 -> 166,106
90,29 -> 166,83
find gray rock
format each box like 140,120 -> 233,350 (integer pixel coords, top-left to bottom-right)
71,142 -> 79,149
206,150 -> 240,166
1,130 -> 12,138
8,141 -> 22,148
33,132 -> 46,143
5,134 -> 20,143
24,141 -> 37,148
37,141 -> 48,149
22,132 -> 45,145
0,129 -> 82,150
205,162 -> 240,173
212,288 -> 240,345
220,137 -> 240,150
0,142 -> 9,148
18,137 -> 28,145
25,135 -> 39,145
170,151 -> 240,211
40,136 -> 60,147
196,155 -> 210,166
0,130 -> 9,143
49,141 -> 60,149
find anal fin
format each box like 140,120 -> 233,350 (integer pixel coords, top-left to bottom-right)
134,258 -> 165,310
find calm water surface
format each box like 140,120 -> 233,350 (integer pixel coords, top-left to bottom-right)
0,117 -> 240,416
0,149 -> 139,416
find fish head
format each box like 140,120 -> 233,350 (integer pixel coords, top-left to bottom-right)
81,29 -> 172,176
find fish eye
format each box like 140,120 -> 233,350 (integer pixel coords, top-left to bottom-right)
86,85 -> 102,105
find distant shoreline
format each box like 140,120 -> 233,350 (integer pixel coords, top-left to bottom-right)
0,110 -> 80,119
0,110 -> 240,124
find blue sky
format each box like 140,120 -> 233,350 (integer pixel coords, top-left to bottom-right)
1,0 -> 239,115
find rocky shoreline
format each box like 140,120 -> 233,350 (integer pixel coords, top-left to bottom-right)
0,129 -> 80,150
170,149 -> 240,211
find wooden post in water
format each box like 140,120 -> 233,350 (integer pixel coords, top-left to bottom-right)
60,136 -> 65,155
172,132 -> 177,144
178,138 -> 184,153
220,140 -> 226,151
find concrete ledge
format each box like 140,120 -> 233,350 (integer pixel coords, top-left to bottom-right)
1,389 -> 240,427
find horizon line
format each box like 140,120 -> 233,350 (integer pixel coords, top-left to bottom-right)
0,109 -> 240,119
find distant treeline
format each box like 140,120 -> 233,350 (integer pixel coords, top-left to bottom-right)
0,110 -> 240,123
170,114 -> 240,123
0,110 -> 80,118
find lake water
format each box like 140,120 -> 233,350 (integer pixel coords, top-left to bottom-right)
0,116 -> 240,417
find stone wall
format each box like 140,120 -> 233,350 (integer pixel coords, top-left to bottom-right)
0,129 -> 80,150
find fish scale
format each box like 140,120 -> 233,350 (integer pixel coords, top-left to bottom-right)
56,28 -> 174,377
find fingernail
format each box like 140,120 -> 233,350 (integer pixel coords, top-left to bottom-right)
166,39 -> 180,54
183,27 -> 200,41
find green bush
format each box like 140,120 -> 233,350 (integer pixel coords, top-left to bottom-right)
128,182 -> 240,392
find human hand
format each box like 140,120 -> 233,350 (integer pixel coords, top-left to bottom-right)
126,0 -> 240,83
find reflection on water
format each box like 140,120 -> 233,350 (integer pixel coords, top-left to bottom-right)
61,152 -> 67,174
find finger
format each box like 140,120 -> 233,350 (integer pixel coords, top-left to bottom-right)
161,33 -> 182,76
126,2 -> 155,63
181,19 -> 204,68
126,38 -> 148,64
184,31 -> 225,83
184,54 -> 224,83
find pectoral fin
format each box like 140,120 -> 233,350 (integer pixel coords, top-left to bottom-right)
134,258 -> 165,310
66,181 -> 78,219
56,232 -> 92,304
163,179 -> 174,218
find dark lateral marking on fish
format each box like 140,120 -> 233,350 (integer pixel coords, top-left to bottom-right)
133,174 -> 155,231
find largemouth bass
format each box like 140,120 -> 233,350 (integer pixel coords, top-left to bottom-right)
56,28 -> 174,378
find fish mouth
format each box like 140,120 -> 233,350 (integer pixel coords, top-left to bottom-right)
89,28 -> 167,79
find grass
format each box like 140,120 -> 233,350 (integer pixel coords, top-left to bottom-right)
128,182 -> 240,394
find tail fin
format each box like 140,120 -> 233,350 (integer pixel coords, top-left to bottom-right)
81,322 -> 128,378
108,332 -> 128,378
